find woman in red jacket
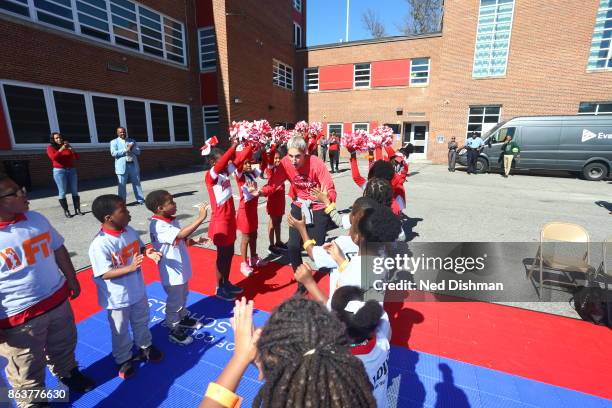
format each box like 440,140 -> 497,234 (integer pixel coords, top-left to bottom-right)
46,132 -> 82,218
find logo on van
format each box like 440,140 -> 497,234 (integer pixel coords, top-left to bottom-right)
581,129 -> 597,143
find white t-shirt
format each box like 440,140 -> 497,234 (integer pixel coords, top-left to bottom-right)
89,226 -> 146,310
0,211 -> 66,319
353,313 -> 391,408
149,216 -> 192,286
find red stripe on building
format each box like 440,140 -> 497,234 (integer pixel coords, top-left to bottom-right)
196,0 -> 214,27
369,121 -> 378,131
371,59 -> 410,87
0,102 -> 11,150
201,72 -> 218,105
319,65 -> 354,91
343,122 -> 352,134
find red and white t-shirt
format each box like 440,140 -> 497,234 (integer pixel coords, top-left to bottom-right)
149,216 -> 192,286
205,163 -> 237,220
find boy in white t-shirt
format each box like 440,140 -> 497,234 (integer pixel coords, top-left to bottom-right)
330,285 -> 392,408
88,194 -> 163,380
145,190 -> 210,345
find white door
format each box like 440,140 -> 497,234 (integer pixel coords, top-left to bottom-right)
407,123 -> 428,160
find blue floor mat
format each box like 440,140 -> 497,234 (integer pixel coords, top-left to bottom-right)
1,282 -> 610,407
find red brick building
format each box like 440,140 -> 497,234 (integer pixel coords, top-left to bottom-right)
1,0 -> 611,186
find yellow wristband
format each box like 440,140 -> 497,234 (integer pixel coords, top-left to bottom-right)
338,259 -> 349,272
324,203 -> 336,214
205,382 -> 241,407
303,239 -> 316,250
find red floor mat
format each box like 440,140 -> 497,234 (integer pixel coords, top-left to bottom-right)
71,246 -> 612,400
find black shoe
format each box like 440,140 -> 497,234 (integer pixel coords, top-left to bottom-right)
215,285 -> 235,301
59,368 -> 95,393
224,282 -> 244,294
118,359 -> 137,379
169,327 -> 194,345
178,316 -> 203,330
59,198 -> 72,218
139,345 -> 163,363
269,245 -> 281,254
73,195 -> 84,215
276,242 -> 288,251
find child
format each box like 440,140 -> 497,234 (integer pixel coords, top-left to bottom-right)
88,194 -> 163,379
234,151 -> 267,276
200,297 -> 376,408
204,142 -> 251,300
146,190 -> 210,345
331,286 -> 391,408
265,145 -> 288,254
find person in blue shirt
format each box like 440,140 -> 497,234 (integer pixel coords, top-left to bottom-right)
464,132 -> 484,174
110,127 -> 145,204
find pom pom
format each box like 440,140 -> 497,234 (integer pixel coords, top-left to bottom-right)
342,129 -> 369,152
368,126 -> 394,149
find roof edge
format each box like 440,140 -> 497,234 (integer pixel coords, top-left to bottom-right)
298,32 -> 443,52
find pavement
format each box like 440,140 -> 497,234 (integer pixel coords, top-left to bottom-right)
25,159 -> 611,318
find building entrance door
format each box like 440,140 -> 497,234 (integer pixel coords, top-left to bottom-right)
403,122 -> 428,160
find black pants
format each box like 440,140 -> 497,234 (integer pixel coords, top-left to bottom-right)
467,149 -> 478,173
288,204 -> 329,270
329,150 -> 339,172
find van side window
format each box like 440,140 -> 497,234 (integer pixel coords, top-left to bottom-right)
493,127 -> 516,143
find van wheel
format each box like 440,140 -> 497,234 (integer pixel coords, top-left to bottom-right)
582,162 -> 608,181
476,157 -> 489,173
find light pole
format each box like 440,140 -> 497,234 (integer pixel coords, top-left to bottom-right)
345,0 -> 350,42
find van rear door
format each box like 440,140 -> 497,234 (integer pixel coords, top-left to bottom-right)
516,124 -> 562,170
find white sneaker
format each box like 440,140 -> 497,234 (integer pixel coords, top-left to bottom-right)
240,261 -> 254,276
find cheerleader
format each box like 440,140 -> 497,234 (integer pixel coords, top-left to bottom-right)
265,144 -> 288,255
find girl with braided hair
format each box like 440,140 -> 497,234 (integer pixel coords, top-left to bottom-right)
200,297 -> 376,408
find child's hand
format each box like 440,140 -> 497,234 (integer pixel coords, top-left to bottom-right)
325,241 -> 346,266
311,187 -> 330,206
144,247 -> 162,264
191,235 -> 211,247
197,202 -> 210,220
231,297 -> 261,364
287,213 -> 306,233
130,254 -> 144,271
295,263 -> 314,284
246,181 -> 259,196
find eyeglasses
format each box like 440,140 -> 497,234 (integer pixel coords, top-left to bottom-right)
0,186 -> 27,199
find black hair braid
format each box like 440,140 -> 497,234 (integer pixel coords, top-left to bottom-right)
363,177 -> 393,208
358,205 -> 401,243
331,286 -> 384,344
367,160 -> 394,181
253,298 -> 376,408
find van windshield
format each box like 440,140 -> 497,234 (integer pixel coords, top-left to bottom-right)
483,121 -> 508,140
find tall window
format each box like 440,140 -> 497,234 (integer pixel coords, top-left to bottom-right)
587,0 -> 612,70
293,22 -> 302,48
124,99 -> 148,142
467,106 -> 501,137
0,0 -> 186,65
304,67 -> 319,91
293,0 -> 302,13
353,123 -> 369,132
578,101 -> 612,115
203,105 -> 219,140
410,58 -> 430,86
472,0 -> 515,78
354,63 -> 371,88
2,84 -> 50,144
273,60 -> 294,90
52,91 -> 90,143
199,27 -> 217,71
328,123 -> 342,136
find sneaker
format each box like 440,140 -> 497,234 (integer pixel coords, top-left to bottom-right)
224,281 -> 244,294
240,261 -> 254,276
276,243 -> 288,252
250,256 -> 268,268
215,285 -> 235,301
268,245 -> 282,254
139,345 -> 163,363
169,327 -> 194,345
59,368 -> 96,393
178,316 -> 203,330
118,359 -> 137,379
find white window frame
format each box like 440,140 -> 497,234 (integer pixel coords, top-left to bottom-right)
198,26 -> 217,71
273,59 -> 294,91
304,67 -> 319,91
352,122 -> 369,132
466,105 -> 502,138
293,0 -> 302,13
0,79 -> 192,149
327,123 -> 343,137
203,105 -> 220,139
353,63 -> 371,88
472,0 -> 515,78
410,57 -> 431,86
293,22 -> 302,48
0,0 -> 186,66
578,101 -> 612,115
587,1 -> 612,71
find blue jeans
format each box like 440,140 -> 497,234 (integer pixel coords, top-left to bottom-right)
117,163 -> 144,202
52,168 -> 78,199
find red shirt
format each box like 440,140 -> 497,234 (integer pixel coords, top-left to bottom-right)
47,145 -> 78,169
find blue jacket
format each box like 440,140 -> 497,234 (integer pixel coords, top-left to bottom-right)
110,137 -> 141,175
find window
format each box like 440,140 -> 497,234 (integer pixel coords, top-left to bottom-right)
467,106 -> 501,137
2,81 -> 191,146
587,0 -> 612,70
328,123 -> 342,137
124,99 -> 148,142
273,60 -> 294,90
354,63 -> 371,88
293,0 -> 302,13
384,123 -> 401,135
203,105 -> 219,140
172,106 -> 189,142
293,22 -> 302,48
352,123 -> 369,132
579,101 -> 612,115
0,0 -> 185,65
304,67 -> 319,91
410,58 -> 430,86
199,27 -> 217,71
491,126 -> 516,143
53,91 -> 90,143
92,96 -> 120,143
2,84 -> 50,144
472,0 -> 515,78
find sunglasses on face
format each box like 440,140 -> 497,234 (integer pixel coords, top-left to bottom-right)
0,186 -> 27,199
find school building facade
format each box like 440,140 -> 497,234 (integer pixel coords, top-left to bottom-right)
0,0 -> 611,186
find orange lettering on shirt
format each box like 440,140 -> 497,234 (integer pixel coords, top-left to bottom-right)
0,247 -> 21,270
110,241 -> 140,267
22,232 -> 52,265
